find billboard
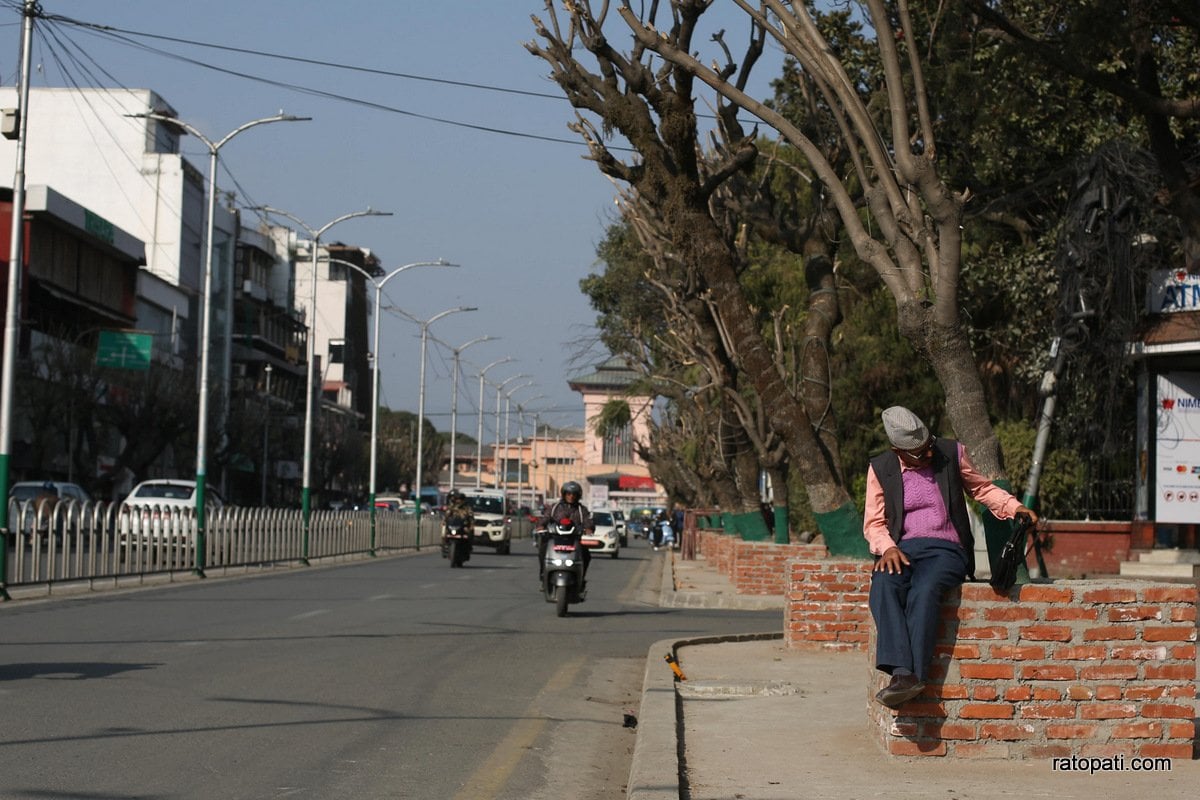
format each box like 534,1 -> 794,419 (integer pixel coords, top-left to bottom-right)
1155,371 -> 1200,523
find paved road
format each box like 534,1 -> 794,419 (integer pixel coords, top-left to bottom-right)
0,538 -> 777,799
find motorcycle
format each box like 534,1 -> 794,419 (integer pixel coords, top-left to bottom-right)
442,517 -> 473,568
541,517 -> 587,616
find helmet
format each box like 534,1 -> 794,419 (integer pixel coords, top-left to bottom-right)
561,481 -> 582,501
448,490 -> 465,503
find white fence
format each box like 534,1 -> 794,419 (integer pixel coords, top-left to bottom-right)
3,499 -> 441,591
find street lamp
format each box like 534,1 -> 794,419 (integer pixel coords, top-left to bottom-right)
475,358 -> 514,489
261,364 -> 272,506
254,205 -> 392,561
512,394 -> 546,510
402,306 -> 478,525
131,110 -> 309,574
432,335 -> 496,492
323,257 -> 456,552
502,381 -> 536,498
493,373 -> 530,493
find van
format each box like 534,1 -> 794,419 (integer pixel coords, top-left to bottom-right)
458,488 -> 511,554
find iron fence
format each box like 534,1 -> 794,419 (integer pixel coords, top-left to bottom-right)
3,499 -> 437,591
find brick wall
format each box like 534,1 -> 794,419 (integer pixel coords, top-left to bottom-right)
1039,521 -> 1132,577
870,581 -> 1198,759
785,558 -> 874,651
695,531 -> 828,595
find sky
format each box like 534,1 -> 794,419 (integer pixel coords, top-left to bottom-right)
2,1 -> 784,440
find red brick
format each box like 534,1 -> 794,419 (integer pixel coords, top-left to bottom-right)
983,606 -> 1037,621
1141,703 -> 1194,719
972,687 -> 1000,702
1018,586 -> 1075,603
1145,664 -> 1194,680
927,684 -> 969,700
1168,721 -> 1195,739
1021,705 -> 1076,719
1003,686 -> 1033,702
960,663 -> 1015,680
1080,665 -> 1139,680
1142,626 -> 1197,642
978,722 -> 1036,741
957,626 -> 1009,640
1107,606 -> 1162,622
1167,685 -> 1196,699
1066,686 -> 1095,701
888,740 -> 947,757
1169,606 -> 1197,622
1046,724 -> 1098,739
1082,588 -> 1138,603
1052,645 -> 1107,660
935,643 -> 981,660
1124,686 -> 1167,701
1019,625 -> 1073,642
1045,607 -> 1099,621
1108,645 -> 1168,660
1095,685 -> 1122,700
925,722 -> 978,740
1020,665 -> 1077,681
960,584 -> 1010,601
1110,722 -> 1163,739
988,645 -> 1046,660
898,702 -> 947,717
1080,703 -> 1138,719
1138,743 -> 1195,759
1141,586 -> 1198,603
1082,625 -> 1137,641
1171,644 -> 1196,660
960,704 -> 1014,719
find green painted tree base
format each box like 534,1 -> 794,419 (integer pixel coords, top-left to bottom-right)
773,505 -> 788,543
733,510 -> 771,541
814,501 -> 870,559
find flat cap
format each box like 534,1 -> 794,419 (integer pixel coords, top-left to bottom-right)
882,406 -> 930,450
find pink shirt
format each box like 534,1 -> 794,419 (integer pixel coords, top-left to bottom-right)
862,442 -> 1024,556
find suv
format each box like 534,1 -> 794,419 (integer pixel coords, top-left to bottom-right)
459,489 -> 511,554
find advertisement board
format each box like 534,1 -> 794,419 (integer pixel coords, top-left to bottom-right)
1155,370 -> 1200,523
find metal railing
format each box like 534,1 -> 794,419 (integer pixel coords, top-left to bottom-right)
3,499 -> 437,591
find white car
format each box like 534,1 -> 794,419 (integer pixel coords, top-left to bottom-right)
585,509 -> 621,558
119,479 -> 224,545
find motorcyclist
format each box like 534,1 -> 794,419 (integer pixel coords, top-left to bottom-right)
441,490 -> 474,559
537,481 -> 594,584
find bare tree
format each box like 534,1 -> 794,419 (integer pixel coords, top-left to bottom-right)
529,0 -> 864,550
611,0 -> 1013,484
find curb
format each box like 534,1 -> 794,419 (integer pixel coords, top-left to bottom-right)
660,551 -> 785,610
627,553 -> 784,798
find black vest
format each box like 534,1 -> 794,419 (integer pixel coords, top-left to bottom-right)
869,437 -> 975,578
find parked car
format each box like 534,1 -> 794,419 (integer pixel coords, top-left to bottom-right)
9,480 -> 93,538
119,479 -> 224,545
585,508 -> 621,558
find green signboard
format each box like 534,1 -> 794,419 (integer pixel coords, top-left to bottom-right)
96,330 -> 152,370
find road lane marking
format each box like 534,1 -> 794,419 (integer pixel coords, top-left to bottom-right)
288,609 -> 330,621
451,657 -> 585,800
367,594 -> 396,601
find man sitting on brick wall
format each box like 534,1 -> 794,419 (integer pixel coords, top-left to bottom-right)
864,406 -> 1038,708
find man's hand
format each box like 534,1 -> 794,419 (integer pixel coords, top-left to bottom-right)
874,546 -> 910,574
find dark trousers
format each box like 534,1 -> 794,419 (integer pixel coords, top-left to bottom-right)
868,537 -> 968,682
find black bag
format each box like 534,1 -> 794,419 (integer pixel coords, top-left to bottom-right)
989,513 -> 1036,591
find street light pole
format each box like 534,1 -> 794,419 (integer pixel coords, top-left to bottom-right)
132,111 -> 308,575
411,307 -> 477,527
0,1 -> 36,597
502,381 -> 535,500
435,335 -> 495,492
322,257 -> 455,552
475,358 -> 513,489
261,364 -> 272,506
254,205 -> 392,562
492,374 -> 530,496
513,395 -> 546,510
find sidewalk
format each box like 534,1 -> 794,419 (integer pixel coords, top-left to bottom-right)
629,551 -> 1200,800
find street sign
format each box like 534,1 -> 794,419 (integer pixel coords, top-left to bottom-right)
96,330 -> 152,370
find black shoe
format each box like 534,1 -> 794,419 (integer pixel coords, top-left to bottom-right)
874,674 -> 925,709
